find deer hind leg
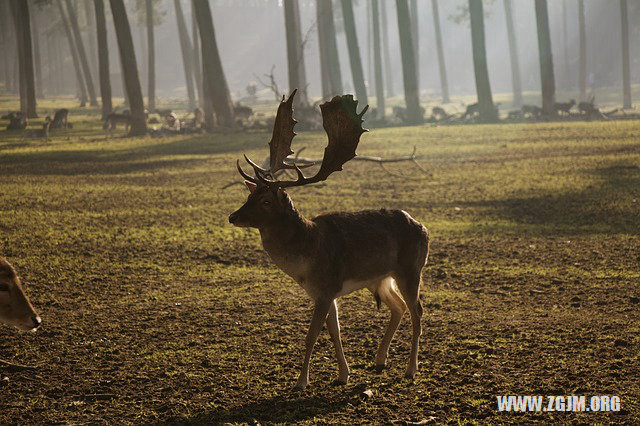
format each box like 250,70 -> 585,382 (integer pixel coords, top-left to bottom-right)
373,277 -> 407,372
394,272 -> 424,379
326,299 -> 349,384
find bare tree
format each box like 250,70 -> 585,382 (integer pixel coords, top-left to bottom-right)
340,0 -> 368,106
94,0 -> 112,119
55,0 -> 87,106
109,0 -> 147,135
30,6 -> 43,99
191,4 -> 204,108
410,0 -> 419,91
193,0 -> 235,129
503,0 -> 522,107
535,0 -> 556,116
146,0 -> 155,111
395,0 -> 422,123
9,0 -> 38,117
469,0 -> 497,122
283,0 -> 309,108
578,0 -> 586,100
381,0 -> 394,97
620,0 -> 631,109
562,0 -> 570,89
371,0 -> 384,119
431,0 -> 449,103
174,0 -> 196,110
64,0 -> 98,106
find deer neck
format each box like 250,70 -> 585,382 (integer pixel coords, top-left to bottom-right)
259,201 -> 314,260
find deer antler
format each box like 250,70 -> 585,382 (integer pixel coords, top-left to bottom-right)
237,93 -> 369,188
269,89 -> 297,173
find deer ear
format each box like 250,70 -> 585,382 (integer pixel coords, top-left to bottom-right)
244,181 -> 258,192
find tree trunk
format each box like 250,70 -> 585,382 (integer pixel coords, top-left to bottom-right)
620,0 -> 631,109
30,7 -> 43,99
395,0 -> 421,124
535,0 -> 556,116
191,3 -> 204,108
578,0 -> 586,100
283,0 -> 309,107
562,0 -> 570,90
9,0 -> 26,111
371,0 -> 384,119
94,0 -> 112,119
469,0 -> 496,122
109,0 -> 147,135
146,0 -> 155,111
325,0 -> 342,95
503,0 -> 522,107
193,0 -> 235,129
410,0 -> 419,92
316,0 -> 331,98
174,0 -> 196,110
10,0 -> 38,117
381,0 -> 394,97
431,0 -> 449,103
0,0 -> 8,91
64,0 -> 98,106
84,1 -> 99,82
340,0 -> 368,105
56,0 -> 88,106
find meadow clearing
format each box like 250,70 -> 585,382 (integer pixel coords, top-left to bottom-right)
0,100 -> 639,424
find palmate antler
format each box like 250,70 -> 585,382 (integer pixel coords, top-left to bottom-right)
237,90 -> 369,188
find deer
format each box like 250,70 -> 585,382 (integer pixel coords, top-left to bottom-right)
554,99 -> 575,116
50,108 -> 70,129
103,110 -> 131,136
229,90 -> 430,390
0,257 -> 41,331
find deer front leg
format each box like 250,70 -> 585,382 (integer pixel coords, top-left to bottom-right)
294,298 -> 333,391
326,300 -> 349,384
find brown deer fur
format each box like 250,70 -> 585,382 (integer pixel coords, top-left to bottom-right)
0,257 -> 41,331
229,91 -> 429,390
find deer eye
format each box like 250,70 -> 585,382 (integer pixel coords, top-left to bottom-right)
262,200 -> 271,206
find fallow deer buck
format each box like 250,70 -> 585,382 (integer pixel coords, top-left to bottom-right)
229,90 -> 429,390
0,257 -> 42,331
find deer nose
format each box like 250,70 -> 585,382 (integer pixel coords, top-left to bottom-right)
32,315 -> 42,329
229,212 -> 239,224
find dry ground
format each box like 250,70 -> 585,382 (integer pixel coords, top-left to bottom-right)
0,102 -> 638,424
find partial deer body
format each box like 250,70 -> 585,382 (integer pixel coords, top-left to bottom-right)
229,91 -> 429,390
0,257 -> 41,331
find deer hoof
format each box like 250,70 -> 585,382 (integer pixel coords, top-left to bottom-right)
374,364 -> 386,374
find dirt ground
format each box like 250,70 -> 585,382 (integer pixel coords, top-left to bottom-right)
0,115 -> 638,424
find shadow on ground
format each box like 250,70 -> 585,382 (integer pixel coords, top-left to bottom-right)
456,164 -> 640,235
163,387 -> 363,424
0,133 -> 268,176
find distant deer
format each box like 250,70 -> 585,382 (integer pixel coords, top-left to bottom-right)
578,96 -> 596,115
50,108 -> 70,129
5,111 -> 28,130
0,257 -> 41,331
521,104 -> 542,119
554,99 -> 575,115
462,102 -> 479,119
229,90 -> 430,390
23,116 -> 51,142
103,110 -> 131,136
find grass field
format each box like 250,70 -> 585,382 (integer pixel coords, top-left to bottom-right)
1,103 -> 639,424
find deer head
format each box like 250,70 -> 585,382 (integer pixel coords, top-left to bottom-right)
229,90 -> 368,229
0,257 -> 41,331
